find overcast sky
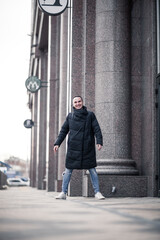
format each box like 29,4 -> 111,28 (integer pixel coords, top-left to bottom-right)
0,0 -> 31,161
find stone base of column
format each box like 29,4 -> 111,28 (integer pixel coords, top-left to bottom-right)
55,180 -> 62,192
0,171 -> 7,189
96,159 -> 139,175
83,175 -> 148,197
37,181 -> 46,190
68,170 -> 83,196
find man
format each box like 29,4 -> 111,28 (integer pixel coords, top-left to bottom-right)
53,96 -> 105,200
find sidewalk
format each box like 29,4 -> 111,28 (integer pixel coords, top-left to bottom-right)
0,187 -> 160,240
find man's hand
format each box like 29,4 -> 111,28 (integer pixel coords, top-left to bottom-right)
97,144 -> 102,151
53,145 -> 59,153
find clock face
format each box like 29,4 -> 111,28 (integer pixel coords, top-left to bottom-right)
38,0 -> 68,16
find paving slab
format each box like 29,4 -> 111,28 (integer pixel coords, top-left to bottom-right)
0,187 -> 160,240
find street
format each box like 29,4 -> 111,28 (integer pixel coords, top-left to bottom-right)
0,187 -> 160,240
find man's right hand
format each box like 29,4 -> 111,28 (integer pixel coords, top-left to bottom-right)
53,145 -> 59,153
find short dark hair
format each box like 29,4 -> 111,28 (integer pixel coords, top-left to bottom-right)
73,96 -> 83,101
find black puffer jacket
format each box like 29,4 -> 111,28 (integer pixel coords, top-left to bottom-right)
54,106 -> 103,169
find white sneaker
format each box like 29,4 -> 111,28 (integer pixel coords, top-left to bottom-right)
55,192 -> 66,200
95,192 -> 105,200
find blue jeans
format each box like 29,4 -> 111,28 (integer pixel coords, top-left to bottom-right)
62,168 -> 100,194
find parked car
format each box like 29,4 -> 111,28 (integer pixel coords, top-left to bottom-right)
7,178 -> 29,186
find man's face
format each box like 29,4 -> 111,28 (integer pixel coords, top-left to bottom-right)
73,97 -> 83,109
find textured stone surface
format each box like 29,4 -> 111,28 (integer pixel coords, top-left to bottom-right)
115,134 -> 131,158
84,0 -> 96,111
37,52 -> 48,190
0,171 -> 7,188
95,72 -> 130,104
30,93 -> 38,188
96,0 -> 116,13
83,174 -> 148,197
96,159 -> 138,175
97,133 -> 115,159
69,170 -> 83,196
114,103 -> 131,135
57,11 -> 68,181
69,0 -> 84,196
131,0 -> 142,176
95,103 -> 114,133
95,0 -> 133,170
46,16 -> 60,191
131,0 -> 157,196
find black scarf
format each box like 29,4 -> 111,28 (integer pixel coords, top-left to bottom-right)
73,106 -> 88,121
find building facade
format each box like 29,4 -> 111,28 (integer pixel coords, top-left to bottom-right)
28,0 -> 160,197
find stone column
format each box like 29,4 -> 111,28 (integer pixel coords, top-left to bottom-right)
95,0 -> 138,174
69,0 -> 83,196
30,92 -> 38,187
71,0 -> 83,97
46,16 -> 60,191
57,11 -> 68,191
82,0 -> 96,196
37,52 -> 48,190
83,0 -> 96,111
